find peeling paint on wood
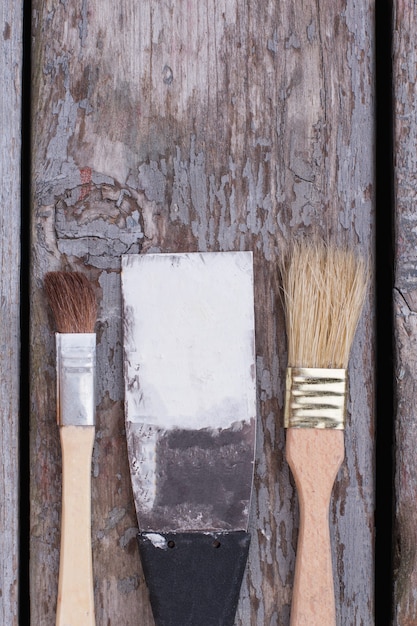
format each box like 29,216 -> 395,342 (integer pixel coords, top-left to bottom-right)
1,1 -> 22,624
393,2 -> 417,622
31,0 -> 375,624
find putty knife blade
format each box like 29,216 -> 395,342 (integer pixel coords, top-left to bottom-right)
122,251 -> 256,625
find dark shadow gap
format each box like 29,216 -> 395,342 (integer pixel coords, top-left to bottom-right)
375,0 -> 394,624
19,0 -> 32,623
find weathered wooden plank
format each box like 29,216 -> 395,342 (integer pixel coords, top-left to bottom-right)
0,2 -> 23,624
392,2 -> 417,623
31,1 -> 375,624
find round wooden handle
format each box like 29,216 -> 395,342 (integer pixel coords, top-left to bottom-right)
286,429 -> 344,626
56,425 -> 96,626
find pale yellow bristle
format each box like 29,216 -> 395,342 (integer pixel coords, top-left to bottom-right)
280,240 -> 369,369
44,271 -> 97,333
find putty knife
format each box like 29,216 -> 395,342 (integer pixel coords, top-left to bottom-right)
121,251 -> 257,626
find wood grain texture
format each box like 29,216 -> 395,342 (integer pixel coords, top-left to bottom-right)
393,2 -> 417,623
1,1 -> 22,624
31,1 -> 375,624
57,426 -> 95,626
286,429 -> 344,626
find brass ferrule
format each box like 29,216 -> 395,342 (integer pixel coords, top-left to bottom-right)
56,333 -> 96,427
284,367 -> 347,429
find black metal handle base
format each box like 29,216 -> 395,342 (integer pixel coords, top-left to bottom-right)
138,530 -> 251,626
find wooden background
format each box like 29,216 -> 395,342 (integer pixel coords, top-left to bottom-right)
393,1 -> 417,624
1,1 -> 22,625
29,1 -> 375,624
9,0 -> 414,624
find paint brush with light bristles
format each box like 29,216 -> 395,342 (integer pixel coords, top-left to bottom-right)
280,240 -> 368,626
44,271 -> 97,626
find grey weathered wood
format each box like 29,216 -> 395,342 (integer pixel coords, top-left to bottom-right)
0,1 -> 23,624
393,2 -> 417,623
31,1 -> 375,624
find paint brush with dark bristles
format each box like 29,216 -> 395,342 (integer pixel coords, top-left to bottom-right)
280,240 -> 368,626
45,271 -> 97,626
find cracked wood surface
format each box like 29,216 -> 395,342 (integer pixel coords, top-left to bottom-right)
393,2 -> 417,623
31,1 -> 375,624
1,1 -> 22,624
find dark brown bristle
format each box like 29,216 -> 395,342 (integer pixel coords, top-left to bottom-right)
44,271 -> 97,333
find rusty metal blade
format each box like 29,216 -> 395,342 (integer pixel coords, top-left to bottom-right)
121,251 -> 256,533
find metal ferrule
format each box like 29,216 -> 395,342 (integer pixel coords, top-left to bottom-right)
284,367 -> 347,429
56,333 -> 96,427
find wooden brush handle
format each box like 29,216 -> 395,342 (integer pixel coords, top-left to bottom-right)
286,429 -> 344,626
56,425 -> 95,626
